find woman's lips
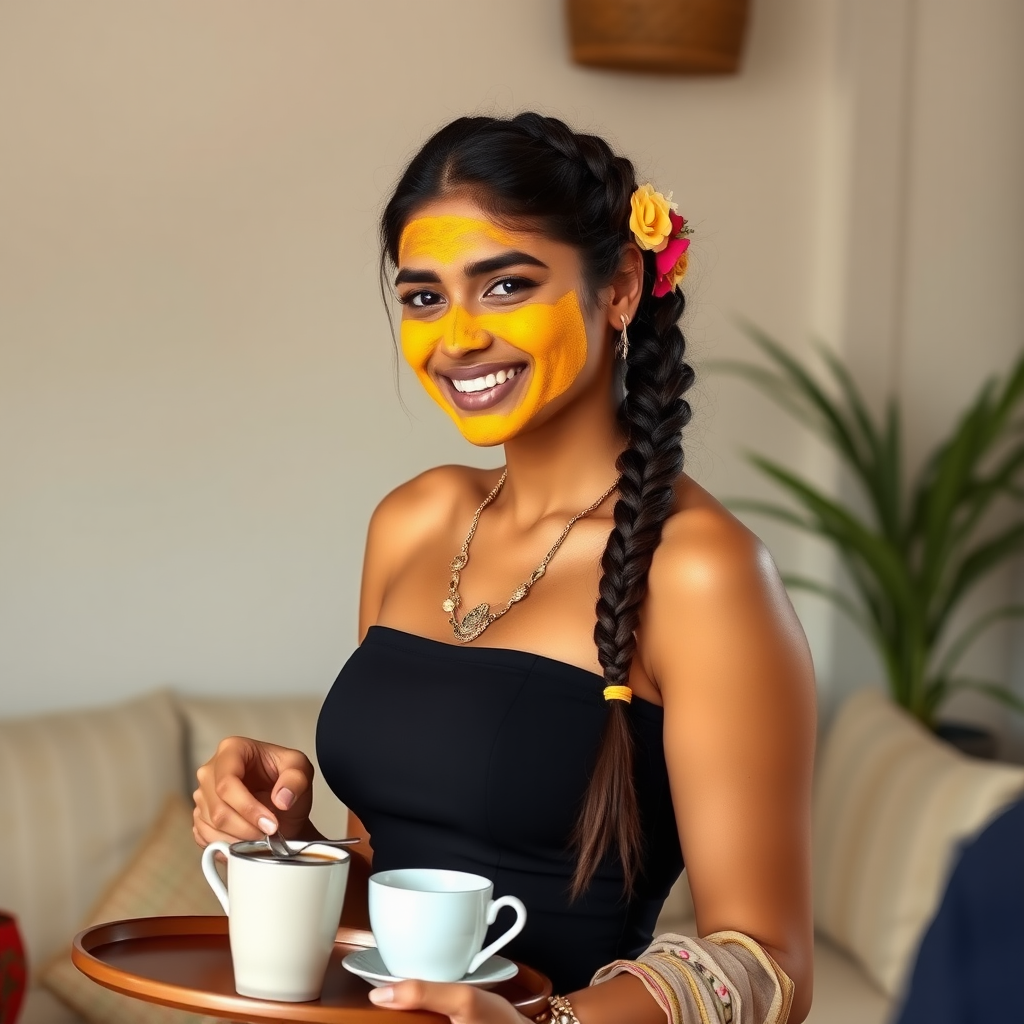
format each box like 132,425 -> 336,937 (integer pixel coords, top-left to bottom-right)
439,363 -> 528,411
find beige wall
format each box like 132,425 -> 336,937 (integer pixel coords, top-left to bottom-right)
1,1 -> 1021,749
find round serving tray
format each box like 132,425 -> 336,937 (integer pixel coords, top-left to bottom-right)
72,916 -> 552,1023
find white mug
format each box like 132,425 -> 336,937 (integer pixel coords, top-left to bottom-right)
369,867 -> 526,982
201,840 -> 350,1002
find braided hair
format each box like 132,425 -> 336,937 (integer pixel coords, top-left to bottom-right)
380,113 -> 694,898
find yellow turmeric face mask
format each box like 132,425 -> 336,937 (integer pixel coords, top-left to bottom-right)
398,215 -> 590,446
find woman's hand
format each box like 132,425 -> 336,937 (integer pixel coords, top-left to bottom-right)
368,982 -> 534,1023
192,735 -> 315,847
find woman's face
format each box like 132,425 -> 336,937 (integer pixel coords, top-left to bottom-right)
395,195 -> 608,446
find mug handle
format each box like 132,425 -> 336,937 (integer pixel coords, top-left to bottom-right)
467,895 -> 527,975
200,841 -> 232,914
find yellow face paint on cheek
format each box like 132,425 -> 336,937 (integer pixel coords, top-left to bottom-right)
400,291 -> 590,447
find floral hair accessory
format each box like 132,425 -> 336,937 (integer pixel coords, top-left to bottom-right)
628,183 -> 692,298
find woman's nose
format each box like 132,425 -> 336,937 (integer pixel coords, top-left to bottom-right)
441,306 -> 491,355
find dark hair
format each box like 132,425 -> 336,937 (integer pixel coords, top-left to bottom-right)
380,113 -> 694,898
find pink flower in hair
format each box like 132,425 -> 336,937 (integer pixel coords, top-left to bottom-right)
651,212 -> 691,297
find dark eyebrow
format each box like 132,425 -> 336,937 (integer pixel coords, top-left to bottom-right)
465,251 -> 548,277
394,268 -> 442,286
393,250 -> 547,288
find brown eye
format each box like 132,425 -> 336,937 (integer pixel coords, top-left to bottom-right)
401,290 -> 444,308
484,276 -> 536,300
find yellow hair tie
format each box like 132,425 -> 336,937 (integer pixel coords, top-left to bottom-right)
603,685 -> 633,704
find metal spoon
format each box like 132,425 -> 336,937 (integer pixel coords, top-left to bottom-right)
265,831 -> 360,859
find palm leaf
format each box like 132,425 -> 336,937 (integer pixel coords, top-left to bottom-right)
934,604 -> 1024,679
918,388 -> 997,595
746,455 -> 917,619
951,438 -> 1024,546
736,323 -> 872,478
933,523 -> 1024,638
780,574 -> 876,638
943,676 -> 1024,716
707,361 -> 828,434
813,341 -> 901,536
724,326 -> 1024,724
725,499 -> 814,533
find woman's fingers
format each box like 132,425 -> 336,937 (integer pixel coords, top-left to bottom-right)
193,785 -> 266,845
191,736 -> 315,848
269,760 -> 314,820
192,806 -> 253,849
207,751 -> 280,833
368,981 -> 530,1023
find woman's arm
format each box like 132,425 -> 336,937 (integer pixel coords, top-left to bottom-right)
639,503 -> 816,1020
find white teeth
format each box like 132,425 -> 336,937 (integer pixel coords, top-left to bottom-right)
450,367 -> 519,394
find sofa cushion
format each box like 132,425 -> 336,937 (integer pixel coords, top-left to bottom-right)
654,869 -> 695,933
176,694 -> 349,842
812,688 -> 1024,997
40,794 -> 221,1024
804,932 -> 890,1024
0,691 -> 184,975
19,986 -> 85,1024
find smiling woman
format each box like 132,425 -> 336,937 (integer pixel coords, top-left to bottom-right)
192,112 -> 816,1024
396,208 -> 592,444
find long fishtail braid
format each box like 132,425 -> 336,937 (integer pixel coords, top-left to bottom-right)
571,264 -> 694,899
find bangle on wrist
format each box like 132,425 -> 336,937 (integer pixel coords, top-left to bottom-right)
535,994 -> 581,1024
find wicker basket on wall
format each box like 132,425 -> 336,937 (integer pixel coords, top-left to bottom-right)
566,0 -> 751,75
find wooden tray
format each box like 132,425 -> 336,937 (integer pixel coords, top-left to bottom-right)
72,916 -> 552,1023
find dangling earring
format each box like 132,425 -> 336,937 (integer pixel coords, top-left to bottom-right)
616,314 -> 630,360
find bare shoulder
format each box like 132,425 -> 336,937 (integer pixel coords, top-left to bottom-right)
643,474 -> 814,702
366,464 -> 503,557
368,465 -> 483,532
649,475 -> 774,597
359,465 -> 502,632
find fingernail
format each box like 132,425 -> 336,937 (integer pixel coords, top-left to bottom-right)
368,986 -> 394,1004
258,817 -> 276,834
276,788 -> 295,810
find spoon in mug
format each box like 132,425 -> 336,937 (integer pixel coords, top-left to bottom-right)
265,831 -> 360,859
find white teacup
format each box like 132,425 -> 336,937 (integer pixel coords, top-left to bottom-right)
201,840 -> 350,1002
369,867 -> 526,982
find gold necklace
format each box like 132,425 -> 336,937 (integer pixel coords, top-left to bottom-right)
444,469 -> 620,643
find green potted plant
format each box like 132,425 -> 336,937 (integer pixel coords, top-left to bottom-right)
717,327 -> 1024,752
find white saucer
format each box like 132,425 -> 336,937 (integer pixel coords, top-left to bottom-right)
341,946 -> 519,988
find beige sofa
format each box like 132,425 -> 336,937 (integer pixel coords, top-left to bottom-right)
2,687 -> 1022,1024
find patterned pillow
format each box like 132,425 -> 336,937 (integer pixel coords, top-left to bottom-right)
0,690 -> 184,973
813,688 -> 1024,996
41,794 -> 222,1024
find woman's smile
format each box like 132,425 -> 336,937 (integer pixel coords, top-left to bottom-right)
436,360 -> 528,410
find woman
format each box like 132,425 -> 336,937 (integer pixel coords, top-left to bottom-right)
193,113 -> 816,1024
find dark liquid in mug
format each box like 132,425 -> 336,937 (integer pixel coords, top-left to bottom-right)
242,849 -> 341,864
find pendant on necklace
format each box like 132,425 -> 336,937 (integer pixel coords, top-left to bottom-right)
452,603 -> 492,643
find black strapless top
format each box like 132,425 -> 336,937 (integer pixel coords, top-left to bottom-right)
316,626 -> 683,992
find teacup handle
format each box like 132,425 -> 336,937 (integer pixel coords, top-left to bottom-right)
468,895 -> 527,975
200,841 -> 232,914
